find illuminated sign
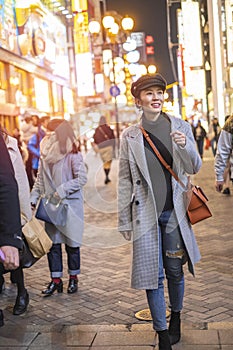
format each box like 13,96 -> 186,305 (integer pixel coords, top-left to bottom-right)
76,52 -> 95,96
181,1 -> 203,67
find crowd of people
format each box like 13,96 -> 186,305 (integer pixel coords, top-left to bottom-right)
0,74 -> 232,350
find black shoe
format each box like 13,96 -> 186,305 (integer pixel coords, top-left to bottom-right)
0,310 -> 4,327
168,311 -> 181,345
222,187 -> 230,195
67,279 -> 78,294
13,290 -> 29,315
42,280 -> 63,296
104,178 -> 111,184
157,330 -> 172,350
0,275 -> 5,294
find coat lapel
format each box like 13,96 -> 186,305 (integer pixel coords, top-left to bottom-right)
125,116 -> 184,190
126,125 -> 152,186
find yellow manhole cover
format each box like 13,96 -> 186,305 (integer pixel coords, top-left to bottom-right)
135,308 -> 170,321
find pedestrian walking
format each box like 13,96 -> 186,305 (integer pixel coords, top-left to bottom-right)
93,116 -> 115,184
208,117 -> 221,156
193,120 -> 207,158
21,114 -> 38,189
0,132 -> 23,326
30,119 -> 87,296
0,131 -> 32,315
27,115 -> 50,188
12,127 -> 28,163
215,114 -> 233,193
118,73 -> 202,350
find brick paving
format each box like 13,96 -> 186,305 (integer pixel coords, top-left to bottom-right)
0,148 -> 233,348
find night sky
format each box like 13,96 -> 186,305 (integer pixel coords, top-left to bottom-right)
106,0 -> 178,85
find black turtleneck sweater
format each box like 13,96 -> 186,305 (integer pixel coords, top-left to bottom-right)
142,113 -> 174,215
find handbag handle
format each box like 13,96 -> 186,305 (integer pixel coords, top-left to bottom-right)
40,159 -> 56,192
140,126 -> 186,189
40,160 -> 62,203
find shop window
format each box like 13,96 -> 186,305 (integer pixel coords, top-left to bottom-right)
52,82 -> 63,114
0,62 -> 7,90
9,66 -> 29,107
34,77 -> 51,113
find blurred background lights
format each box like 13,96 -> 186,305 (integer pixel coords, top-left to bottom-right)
139,64 -> 148,75
126,50 -> 140,63
123,38 -> 137,52
148,64 -> 157,74
121,16 -> 134,31
102,15 -> 115,29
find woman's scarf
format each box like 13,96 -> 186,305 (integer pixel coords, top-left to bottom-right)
40,132 -> 73,164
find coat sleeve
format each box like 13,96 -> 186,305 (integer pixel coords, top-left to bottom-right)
215,130 -> 232,182
174,121 -> 202,175
27,133 -> 40,157
56,153 -> 87,199
30,159 -> 44,205
118,132 -> 133,232
8,138 -> 32,224
0,134 -> 22,249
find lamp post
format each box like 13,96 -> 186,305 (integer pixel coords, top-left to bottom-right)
88,12 -> 134,151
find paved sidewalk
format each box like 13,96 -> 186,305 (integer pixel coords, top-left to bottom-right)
0,148 -> 232,348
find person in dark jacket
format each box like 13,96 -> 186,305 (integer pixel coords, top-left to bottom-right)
0,130 -> 32,315
193,120 -> 207,158
0,132 -> 23,326
93,116 -> 115,184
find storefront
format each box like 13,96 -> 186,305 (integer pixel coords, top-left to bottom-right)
0,0 -> 74,133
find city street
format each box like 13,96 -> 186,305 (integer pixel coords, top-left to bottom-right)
0,148 -> 232,349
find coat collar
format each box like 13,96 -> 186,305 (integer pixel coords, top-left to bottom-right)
125,113 -> 183,185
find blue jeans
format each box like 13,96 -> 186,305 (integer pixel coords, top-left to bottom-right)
196,139 -> 204,158
146,210 -> 186,331
211,137 -> 217,156
47,243 -> 80,278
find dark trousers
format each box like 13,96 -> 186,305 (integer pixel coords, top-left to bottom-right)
47,243 -> 80,278
196,139 -> 204,158
0,265 -> 26,295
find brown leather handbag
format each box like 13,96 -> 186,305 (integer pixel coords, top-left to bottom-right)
140,126 -> 212,225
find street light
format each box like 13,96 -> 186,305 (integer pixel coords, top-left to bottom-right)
88,12 -> 134,150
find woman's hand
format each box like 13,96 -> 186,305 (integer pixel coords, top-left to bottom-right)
170,131 -> 186,148
53,192 -> 61,201
215,180 -> 224,192
0,246 -> 19,270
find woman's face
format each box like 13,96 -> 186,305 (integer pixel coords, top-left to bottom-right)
136,86 -> 165,116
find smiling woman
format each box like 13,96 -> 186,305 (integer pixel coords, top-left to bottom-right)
118,72 -> 202,350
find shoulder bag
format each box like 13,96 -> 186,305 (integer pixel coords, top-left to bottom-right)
20,215 -> 53,268
140,126 -> 212,225
35,161 -> 68,227
36,196 -> 68,226
22,216 -> 52,258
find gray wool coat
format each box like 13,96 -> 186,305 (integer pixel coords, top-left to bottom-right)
118,115 -> 202,290
31,152 -> 87,247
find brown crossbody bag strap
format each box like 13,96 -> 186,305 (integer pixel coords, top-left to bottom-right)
140,126 -> 185,189
99,126 -> 109,140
